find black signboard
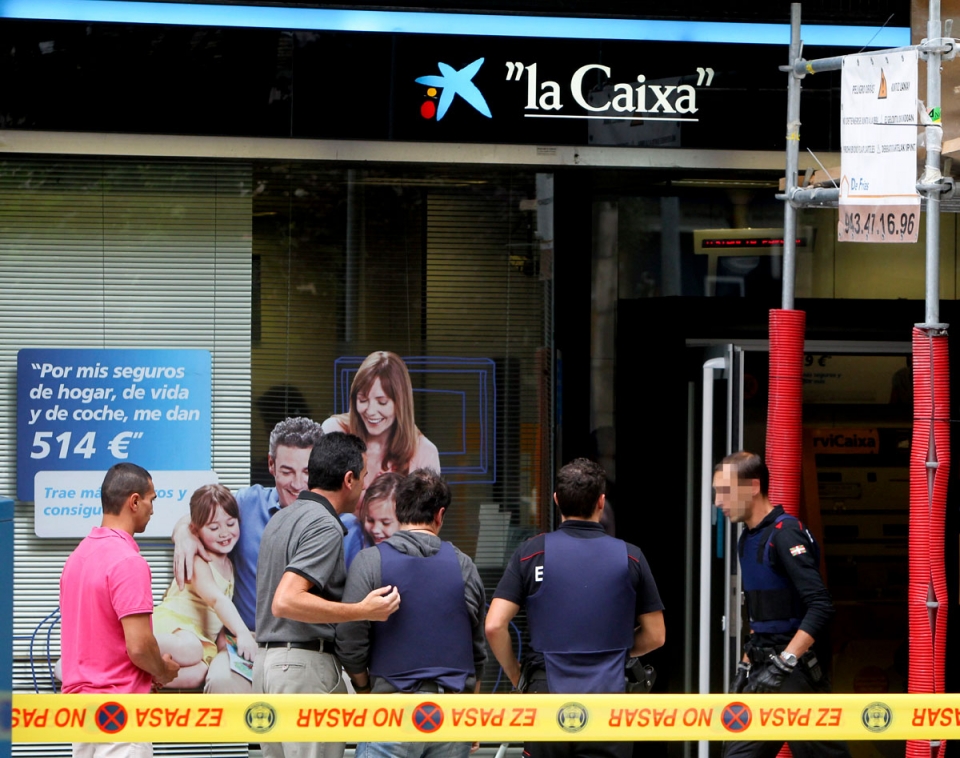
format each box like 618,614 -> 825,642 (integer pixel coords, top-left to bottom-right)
0,19 -> 846,151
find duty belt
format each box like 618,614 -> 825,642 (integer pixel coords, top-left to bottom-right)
517,663 -> 654,693
748,645 -> 822,682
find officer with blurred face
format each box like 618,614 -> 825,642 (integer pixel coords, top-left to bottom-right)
714,451 -> 851,758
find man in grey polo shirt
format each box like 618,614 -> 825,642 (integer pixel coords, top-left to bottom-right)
254,432 -> 401,758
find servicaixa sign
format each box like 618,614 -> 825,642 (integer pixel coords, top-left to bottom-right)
810,428 -> 880,454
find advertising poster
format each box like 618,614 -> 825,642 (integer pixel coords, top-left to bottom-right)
17,348 -> 216,538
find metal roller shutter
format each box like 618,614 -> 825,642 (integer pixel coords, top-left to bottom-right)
0,155 -> 252,757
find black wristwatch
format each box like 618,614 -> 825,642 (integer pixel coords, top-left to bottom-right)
351,678 -> 372,693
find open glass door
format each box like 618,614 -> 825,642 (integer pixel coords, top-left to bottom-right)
692,339 -> 912,758
695,345 -> 744,758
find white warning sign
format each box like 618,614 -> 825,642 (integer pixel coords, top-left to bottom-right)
839,49 -> 919,243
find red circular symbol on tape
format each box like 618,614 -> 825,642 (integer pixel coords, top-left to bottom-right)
722,702 -> 752,733
413,702 -> 444,733
96,702 -> 128,734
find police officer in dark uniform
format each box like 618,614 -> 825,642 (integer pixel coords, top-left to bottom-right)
714,451 -> 852,758
486,458 -> 665,758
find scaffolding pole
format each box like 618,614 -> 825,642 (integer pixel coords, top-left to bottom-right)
778,1 -> 957,297
781,3 -> 802,311
776,8 -> 955,758
922,0 -> 946,329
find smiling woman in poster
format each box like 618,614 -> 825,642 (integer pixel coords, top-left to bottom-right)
322,351 -> 440,492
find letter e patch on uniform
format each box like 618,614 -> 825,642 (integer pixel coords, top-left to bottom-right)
789,544 -> 807,556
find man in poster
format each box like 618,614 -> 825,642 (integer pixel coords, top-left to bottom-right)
171,416 -> 327,692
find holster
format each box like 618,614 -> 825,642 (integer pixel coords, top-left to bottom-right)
517,659 -> 540,693
625,657 -> 656,693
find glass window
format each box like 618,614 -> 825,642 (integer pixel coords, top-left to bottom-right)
250,164 -> 555,689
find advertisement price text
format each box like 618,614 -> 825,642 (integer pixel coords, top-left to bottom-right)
17,349 -> 211,503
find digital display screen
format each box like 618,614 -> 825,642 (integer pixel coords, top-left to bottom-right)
701,237 -> 806,248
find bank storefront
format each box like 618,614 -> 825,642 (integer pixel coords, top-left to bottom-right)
0,3 -> 923,756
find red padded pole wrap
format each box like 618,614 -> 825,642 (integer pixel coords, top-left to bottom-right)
908,327 -> 950,758
766,309 -> 806,517
766,309 -> 806,758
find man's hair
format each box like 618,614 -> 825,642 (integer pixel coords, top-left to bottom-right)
715,451 -> 769,496
554,458 -> 606,519
308,432 -> 367,491
189,484 -> 240,533
268,416 -> 325,458
395,469 -> 451,525
101,463 -> 152,515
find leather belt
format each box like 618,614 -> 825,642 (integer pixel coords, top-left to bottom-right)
259,640 -> 335,654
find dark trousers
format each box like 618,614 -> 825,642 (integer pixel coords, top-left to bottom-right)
723,661 -> 851,758
522,678 -> 632,758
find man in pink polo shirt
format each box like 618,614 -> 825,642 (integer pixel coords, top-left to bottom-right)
60,462 -> 180,758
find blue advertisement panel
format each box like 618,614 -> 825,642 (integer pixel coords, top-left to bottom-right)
17,348 -> 212,504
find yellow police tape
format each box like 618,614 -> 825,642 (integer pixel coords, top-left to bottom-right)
14,693 -> 960,743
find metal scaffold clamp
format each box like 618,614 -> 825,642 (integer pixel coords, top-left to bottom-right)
914,323 -> 950,334
918,175 -> 955,200
919,24 -> 957,60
